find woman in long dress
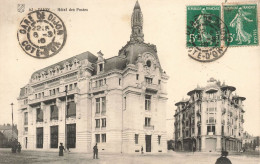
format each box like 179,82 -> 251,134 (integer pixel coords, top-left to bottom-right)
230,7 -> 253,44
59,143 -> 65,156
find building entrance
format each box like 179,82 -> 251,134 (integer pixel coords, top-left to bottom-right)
145,135 -> 151,152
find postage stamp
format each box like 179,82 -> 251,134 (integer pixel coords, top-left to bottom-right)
223,4 -> 258,46
187,6 -> 229,62
17,10 -> 67,59
187,6 -> 221,48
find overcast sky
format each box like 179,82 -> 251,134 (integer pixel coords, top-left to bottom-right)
0,0 -> 259,136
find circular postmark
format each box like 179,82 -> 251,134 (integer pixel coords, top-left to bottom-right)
187,13 -> 230,62
17,10 -> 67,59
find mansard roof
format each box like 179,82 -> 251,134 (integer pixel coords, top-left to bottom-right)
104,56 -> 127,73
31,51 -> 97,78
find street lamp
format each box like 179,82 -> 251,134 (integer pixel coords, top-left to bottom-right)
64,88 -> 68,150
10,103 -> 14,140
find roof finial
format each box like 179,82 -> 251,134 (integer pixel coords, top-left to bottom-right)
134,0 -> 140,9
130,0 -> 144,43
97,50 -> 104,57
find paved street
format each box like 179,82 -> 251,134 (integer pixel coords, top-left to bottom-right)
0,148 -> 259,164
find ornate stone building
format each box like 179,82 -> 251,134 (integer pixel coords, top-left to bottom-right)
174,78 -> 245,152
17,1 -> 169,153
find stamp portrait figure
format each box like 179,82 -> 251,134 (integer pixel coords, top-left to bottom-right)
193,8 -> 214,46
230,7 -> 253,44
224,4 -> 258,46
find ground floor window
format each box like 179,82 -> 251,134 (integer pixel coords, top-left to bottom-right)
158,135 -> 161,145
50,126 -> 58,148
36,127 -> 43,148
95,134 -> 100,143
135,134 -> 139,144
67,124 -> 76,148
102,134 -> 106,143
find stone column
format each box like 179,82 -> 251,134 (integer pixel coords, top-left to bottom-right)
75,94 -> 81,119
216,137 -> 222,151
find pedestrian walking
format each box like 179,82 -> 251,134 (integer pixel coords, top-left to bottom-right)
11,139 -> 17,153
141,146 -> 144,154
59,143 -> 65,156
215,151 -> 232,164
67,144 -> 70,152
17,142 -> 22,153
192,145 -> 196,153
93,143 -> 98,159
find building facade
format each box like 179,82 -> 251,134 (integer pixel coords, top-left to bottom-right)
174,78 -> 245,152
17,1 -> 169,153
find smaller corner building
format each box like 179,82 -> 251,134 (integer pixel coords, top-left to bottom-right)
17,1 -> 169,153
174,78 -> 245,152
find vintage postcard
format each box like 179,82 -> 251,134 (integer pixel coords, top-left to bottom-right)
0,0 -> 259,164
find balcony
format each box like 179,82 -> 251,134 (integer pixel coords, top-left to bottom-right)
143,125 -> 154,130
207,132 -> 215,135
145,83 -> 160,93
89,85 -> 108,94
206,119 -> 216,124
28,87 -> 80,105
95,127 -> 101,131
36,119 -> 43,123
20,103 -> 28,109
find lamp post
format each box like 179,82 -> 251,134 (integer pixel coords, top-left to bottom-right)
10,103 -> 14,140
64,88 -> 68,150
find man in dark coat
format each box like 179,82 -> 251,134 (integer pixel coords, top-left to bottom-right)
93,143 -> 98,159
17,142 -> 22,153
215,151 -> 232,164
59,143 -> 65,156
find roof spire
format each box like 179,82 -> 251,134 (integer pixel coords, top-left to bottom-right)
134,0 -> 140,9
130,1 -> 144,43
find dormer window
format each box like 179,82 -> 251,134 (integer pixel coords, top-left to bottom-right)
145,77 -> 153,84
99,64 -> 103,72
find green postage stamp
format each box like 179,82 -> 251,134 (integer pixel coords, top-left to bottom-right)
187,6 -> 229,62
187,4 -> 258,62
187,6 -> 221,48
223,4 -> 258,46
